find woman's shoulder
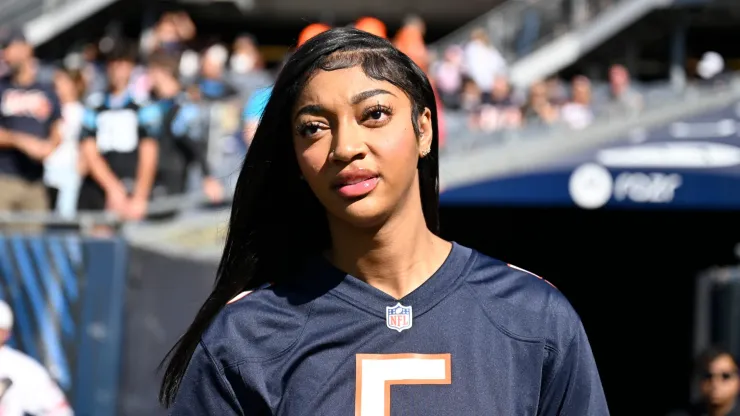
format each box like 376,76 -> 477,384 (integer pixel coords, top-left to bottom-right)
200,283 -> 315,367
462,247 -> 582,347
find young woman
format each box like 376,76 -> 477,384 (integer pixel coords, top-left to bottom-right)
160,28 -> 608,415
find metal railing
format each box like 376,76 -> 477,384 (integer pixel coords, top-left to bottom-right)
440,74 -> 740,189
441,75 -> 739,155
432,0 -> 631,64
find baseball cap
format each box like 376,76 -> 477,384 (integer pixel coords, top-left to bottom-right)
0,301 -> 13,330
0,26 -> 27,49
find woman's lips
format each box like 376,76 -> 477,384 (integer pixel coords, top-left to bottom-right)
334,176 -> 380,198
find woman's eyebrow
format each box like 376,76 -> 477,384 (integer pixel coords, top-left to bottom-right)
294,104 -> 324,120
351,89 -> 396,105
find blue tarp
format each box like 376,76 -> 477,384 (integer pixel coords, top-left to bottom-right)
441,102 -> 740,209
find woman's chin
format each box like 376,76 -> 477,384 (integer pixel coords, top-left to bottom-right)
332,198 -> 392,229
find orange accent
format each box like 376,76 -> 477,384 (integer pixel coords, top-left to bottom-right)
297,23 -> 331,47
355,353 -> 452,416
227,291 -> 252,304
355,17 -> 387,39
507,264 -> 557,289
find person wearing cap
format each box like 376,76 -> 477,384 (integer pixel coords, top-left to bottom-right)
0,300 -> 73,415
0,27 -> 63,232
78,40 -> 159,225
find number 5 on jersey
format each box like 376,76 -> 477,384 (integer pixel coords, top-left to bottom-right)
355,353 -> 452,416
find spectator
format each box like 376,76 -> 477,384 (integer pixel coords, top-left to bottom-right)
670,346 -> 740,416
198,44 -> 238,101
560,75 -> 594,130
478,75 -> 522,132
432,46 -> 464,108
44,69 -> 86,219
78,41 -> 158,225
142,12 -> 196,58
606,64 -> 642,117
354,17 -> 387,39
0,27 -> 62,232
393,14 -> 429,73
243,23 -> 330,147
521,81 -> 560,126
463,28 -> 507,93
142,53 -> 223,203
0,300 -> 73,416
228,34 -> 272,100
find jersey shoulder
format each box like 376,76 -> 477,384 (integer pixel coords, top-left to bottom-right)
462,249 -> 580,350
200,281 -> 315,368
0,347 -> 51,380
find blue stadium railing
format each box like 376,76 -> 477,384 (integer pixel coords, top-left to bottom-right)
0,192 -> 225,416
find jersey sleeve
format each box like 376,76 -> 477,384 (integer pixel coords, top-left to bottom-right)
170,103 -> 211,175
79,107 -> 98,141
538,318 -> 609,416
137,104 -> 157,141
137,104 -> 161,139
170,341 -> 245,415
26,364 -> 73,416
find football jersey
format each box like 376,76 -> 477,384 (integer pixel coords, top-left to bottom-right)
171,243 -> 609,415
80,91 -> 151,181
0,346 -> 72,416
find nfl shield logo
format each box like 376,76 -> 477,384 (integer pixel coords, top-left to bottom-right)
386,302 -> 413,332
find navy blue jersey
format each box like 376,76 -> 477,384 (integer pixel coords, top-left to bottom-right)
0,79 -> 61,181
172,243 -> 609,416
80,92 -> 151,181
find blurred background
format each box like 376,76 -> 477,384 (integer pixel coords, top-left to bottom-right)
1,0 -> 740,414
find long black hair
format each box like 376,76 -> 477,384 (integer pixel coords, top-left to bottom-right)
159,27 -> 441,407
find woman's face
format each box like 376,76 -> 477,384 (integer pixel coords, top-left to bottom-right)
292,65 -> 432,228
701,354 -> 739,407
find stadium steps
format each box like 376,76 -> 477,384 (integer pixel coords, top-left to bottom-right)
432,0 -> 673,88
21,0 -> 120,46
440,76 -> 740,190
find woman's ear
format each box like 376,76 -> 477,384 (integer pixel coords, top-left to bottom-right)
417,107 -> 433,157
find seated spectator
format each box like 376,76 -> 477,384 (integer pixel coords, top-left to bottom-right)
477,75 -> 522,132
521,81 -> 559,126
605,64 -> 642,118
560,75 -> 594,130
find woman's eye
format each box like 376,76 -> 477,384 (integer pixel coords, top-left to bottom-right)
299,123 -> 324,137
369,110 -> 384,120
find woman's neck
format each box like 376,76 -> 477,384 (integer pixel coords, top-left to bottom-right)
327,188 -> 451,300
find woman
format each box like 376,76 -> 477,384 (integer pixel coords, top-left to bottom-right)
160,28 -> 608,415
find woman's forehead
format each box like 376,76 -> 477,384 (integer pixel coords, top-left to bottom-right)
297,67 -> 404,105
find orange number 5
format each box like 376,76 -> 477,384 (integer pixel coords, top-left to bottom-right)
355,353 -> 452,416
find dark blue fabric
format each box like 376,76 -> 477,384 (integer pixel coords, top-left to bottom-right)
171,243 -> 608,415
0,79 -> 61,181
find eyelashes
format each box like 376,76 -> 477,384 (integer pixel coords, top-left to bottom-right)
295,103 -> 394,138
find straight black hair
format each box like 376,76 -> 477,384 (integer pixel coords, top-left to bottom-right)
159,27 -> 441,407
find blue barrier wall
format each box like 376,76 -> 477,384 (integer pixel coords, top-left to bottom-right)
0,234 -> 127,416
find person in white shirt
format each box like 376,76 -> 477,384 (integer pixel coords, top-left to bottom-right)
0,301 -> 73,416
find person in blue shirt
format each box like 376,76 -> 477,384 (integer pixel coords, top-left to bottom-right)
160,28 -> 609,416
241,85 -> 272,148
140,53 -> 223,203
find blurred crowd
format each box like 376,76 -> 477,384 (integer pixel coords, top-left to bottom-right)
0,10 -> 731,231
